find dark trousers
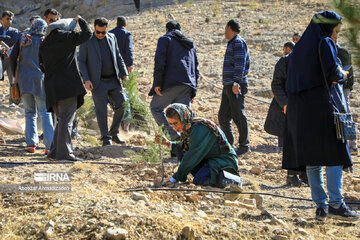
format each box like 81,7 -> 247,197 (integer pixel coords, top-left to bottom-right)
49,97 -> 77,160
150,85 -> 192,141
92,79 -> 125,141
134,0 -> 140,10
218,85 -> 249,149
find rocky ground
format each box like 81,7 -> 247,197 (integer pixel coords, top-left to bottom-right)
1,0 -> 360,239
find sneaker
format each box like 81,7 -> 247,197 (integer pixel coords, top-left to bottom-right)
25,145 -> 36,153
286,175 -> 305,187
44,149 -> 50,155
315,207 -> 328,221
328,203 -> 360,221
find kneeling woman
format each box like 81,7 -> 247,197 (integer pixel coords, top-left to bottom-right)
161,103 -> 238,187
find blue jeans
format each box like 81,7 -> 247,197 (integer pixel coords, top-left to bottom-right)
306,165 -> 343,209
22,93 -> 54,149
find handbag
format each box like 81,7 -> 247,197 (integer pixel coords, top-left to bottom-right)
10,44 -> 22,102
318,39 -> 356,141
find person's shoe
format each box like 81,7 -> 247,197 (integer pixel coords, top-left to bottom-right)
67,156 -> 84,161
299,172 -> 309,186
235,147 -> 251,156
44,149 -> 50,155
46,155 -> 56,161
328,203 -> 360,221
315,207 -> 328,221
350,147 -> 358,156
286,175 -> 305,187
102,138 -> 112,146
25,145 -> 36,153
112,134 -> 126,144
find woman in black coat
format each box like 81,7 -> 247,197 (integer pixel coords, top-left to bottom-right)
283,11 -> 358,221
39,16 -> 91,161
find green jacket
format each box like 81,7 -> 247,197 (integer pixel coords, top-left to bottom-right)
172,124 -> 238,186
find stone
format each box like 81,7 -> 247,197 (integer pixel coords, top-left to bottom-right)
106,228 -> 128,240
250,167 -> 262,175
354,184 -> 360,192
44,220 -> 54,238
180,226 -> 195,240
271,217 -> 287,226
243,198 -> 256,208
250,194 -> 263,209
153,176 -> 163,188
196,210 -> 207,218
297,228 -> 308,236
272,235 -> 288,240
131,193 -> 149,202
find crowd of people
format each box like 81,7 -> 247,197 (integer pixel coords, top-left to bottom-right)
0,7 -> 359,221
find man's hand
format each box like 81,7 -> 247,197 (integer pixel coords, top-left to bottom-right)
283,105 -> 287,114
73,15 -> 81,22
154,86 -> 162,96
232,83 -> 240,95
84,80 -> 93,91
128,66 -> 133,73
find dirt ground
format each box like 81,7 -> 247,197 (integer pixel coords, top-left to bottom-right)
1,0 -> 360,239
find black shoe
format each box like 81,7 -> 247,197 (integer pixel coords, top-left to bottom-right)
299,172 -> 309,185
315,207 -> 328,221
102,139 -> 112,146
328,203 -> 360,221
112,134 -> 126,144
67,156 -> 84,161
286,175 -> 305,187
235,147 -> 250,156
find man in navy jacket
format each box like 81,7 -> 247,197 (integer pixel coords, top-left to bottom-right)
109,16 -> 133,73
149,20 -> 199,141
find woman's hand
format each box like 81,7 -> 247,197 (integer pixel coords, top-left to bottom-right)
155,134 -> 171,149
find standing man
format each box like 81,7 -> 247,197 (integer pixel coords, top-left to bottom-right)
79,17 -> 128,146
39,16 -> 92,161
110,16 -> 133,74
0,10 -> 18,103
149,20 -> 199,141
218,19 -> 250,156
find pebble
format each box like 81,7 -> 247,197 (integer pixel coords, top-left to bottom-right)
272,235 -> 288,240
297,228 -> 308,236
131,193 -> 149,202
180,226 -> 195,240
44,220 -> 54,238
106,228 -> 128,240
250,167 -> 262,175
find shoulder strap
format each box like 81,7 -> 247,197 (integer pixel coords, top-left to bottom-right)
318,38 -> 332,100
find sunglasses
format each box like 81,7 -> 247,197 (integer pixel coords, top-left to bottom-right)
95,30 -> 107,35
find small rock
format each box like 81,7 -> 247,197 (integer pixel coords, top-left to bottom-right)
106,228 -> 128,240
243,198 -> 256,208
272,235 -> 288,240
250,167 -> 262,175
131,193 -> 149,202
250,194 -> 263,209
196,210 -> 207,218
297,228 -> 308,236
180,226 -> 195,240
153,176 -> 163,188
271,217 -> 287,226
44,220 -> 54,238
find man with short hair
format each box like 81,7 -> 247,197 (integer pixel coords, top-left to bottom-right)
43,8 -> 61,25
218,19 -> 250,156
0,10 -> 18,101
79,17 -> 128,146
149,20 -> 199,141
110,16 -> 133,74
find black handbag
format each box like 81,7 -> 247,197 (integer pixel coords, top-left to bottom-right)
318,39 -> 357,141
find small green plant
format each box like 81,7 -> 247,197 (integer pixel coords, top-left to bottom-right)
213,1 -> 220,17
77,96 -> 96,127
123,71 -> 170,162
81,134 -> 100,147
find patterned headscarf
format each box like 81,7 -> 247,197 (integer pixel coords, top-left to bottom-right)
30,19 -> 47,36
166,103 -> 231,153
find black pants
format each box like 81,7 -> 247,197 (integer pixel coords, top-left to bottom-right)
92,79 -> 125,141
134,0 -> 140,10
218,85 -> 249,149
